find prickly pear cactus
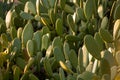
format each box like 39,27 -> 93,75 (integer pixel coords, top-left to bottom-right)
0,0 -> 120,80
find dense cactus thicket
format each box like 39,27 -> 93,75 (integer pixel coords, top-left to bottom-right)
0,0 -> 120,80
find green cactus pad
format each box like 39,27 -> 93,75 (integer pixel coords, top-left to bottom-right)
53,46 -> 65,62
43,57 -> 53,77
55,18 -> 63,36
84,0 -> 94,20
99,28 -> 113,43
68,49 -> 78,69
24,1 -> 36,14
26,40 -> 34,57
22,22 -> 33,47
84,35 -> 101,60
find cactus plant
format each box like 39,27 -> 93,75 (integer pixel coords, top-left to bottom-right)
1,0 -> 120,80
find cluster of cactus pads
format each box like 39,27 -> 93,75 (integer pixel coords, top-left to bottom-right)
1,0 -> 120,80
